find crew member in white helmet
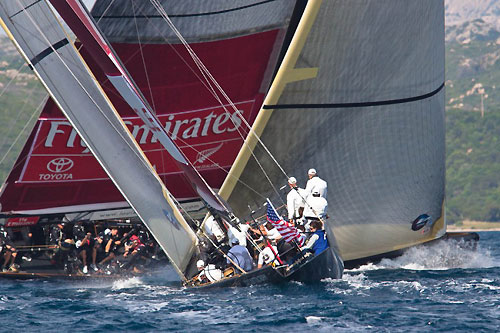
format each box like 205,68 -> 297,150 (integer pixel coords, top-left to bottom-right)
303,190 -> 328,230
305,168 -> 328,199
286,177 -> 307,223
196,259 -> 223,283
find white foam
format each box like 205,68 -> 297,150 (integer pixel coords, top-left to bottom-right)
306,316 -> 324,324
347,238 -> 496,271
111,276 -> 143,290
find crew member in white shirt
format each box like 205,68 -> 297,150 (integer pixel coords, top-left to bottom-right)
228,223 -> 250,247
305,168 -> 328,199
303,190 -> 328,229
286,177 -> 307,223
196,259 -> 223,282
257,243 -> 279,268
203,215 -> 225,243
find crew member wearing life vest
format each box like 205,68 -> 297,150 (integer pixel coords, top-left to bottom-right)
301,221 -> 328,256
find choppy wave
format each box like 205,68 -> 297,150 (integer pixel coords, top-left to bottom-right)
0,232 -> 499,332
349,237 -> 497,272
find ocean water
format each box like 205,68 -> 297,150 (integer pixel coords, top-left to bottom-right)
0,232 -> 499,332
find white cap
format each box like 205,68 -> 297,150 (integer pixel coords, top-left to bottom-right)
196,259 -> 205,268
288,177 -> 297,184
308,168 -> 317,175
104,228 -> 111,235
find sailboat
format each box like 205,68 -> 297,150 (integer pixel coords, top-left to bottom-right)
0,0 -> 343,285
0,0 -> 476,279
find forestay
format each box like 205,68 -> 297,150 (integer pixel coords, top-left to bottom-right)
0,0 -> 198,279
220,0 -> 447,261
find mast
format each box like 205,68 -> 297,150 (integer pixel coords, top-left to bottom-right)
0,0 -> 198,279
49,0 -> 232,220
0,0 -> 296,218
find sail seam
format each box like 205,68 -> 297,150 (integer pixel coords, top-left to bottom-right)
92,0 -> 279,19
263,82 -> 445,109
10,0 -> 42,18
30,39 -> 69,66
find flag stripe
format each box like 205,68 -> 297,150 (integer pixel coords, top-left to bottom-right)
266,199 -> 305,246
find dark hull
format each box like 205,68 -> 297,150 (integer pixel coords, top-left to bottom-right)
0,271 -> 131,280
188,247 -> 343,290
344,231 -> 480,269
0,255 -> 166,280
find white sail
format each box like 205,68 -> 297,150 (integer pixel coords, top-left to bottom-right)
0,0 -> 198,278
220,0 -> 446,262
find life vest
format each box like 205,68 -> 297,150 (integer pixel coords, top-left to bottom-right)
312,230 -> 328,256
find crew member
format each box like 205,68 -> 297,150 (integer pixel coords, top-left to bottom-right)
257,243 -> 279,269
305,168 -> 328,199
0,227 -> 18,272
303,190 -> 328,223
120,234 -> 145,272
286,177 -> 307,223
301,221 -> 328,256
227,239 -> 254,272
99,228 -> 122,267
196,259 -> 223,283
204,215 -> 225,244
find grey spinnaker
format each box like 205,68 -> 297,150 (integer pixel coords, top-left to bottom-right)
0,0 -> 198,278
220,0 -> 446,261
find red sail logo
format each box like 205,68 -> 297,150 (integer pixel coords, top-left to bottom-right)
19,101 -> 257,183
47,157 -> 74,173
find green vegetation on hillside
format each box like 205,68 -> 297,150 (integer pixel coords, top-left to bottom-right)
446,109 -> 500,222
0,37 -> 45,184
445,31 -> 500,223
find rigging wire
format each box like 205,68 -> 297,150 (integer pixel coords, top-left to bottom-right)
0,61 -> 27,103
13,0 -> 196,271
148,0 -> 288,204
13,0 -> 160,180
0,65 -> 46,159
88,0 -> 270,201
0,95 -> 45,168
131,0 -> 172,199
131,1 -> 156,113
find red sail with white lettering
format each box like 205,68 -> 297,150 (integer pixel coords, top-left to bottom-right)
0,1 -> 297,215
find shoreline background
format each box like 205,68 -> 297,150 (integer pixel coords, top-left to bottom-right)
447,220 -> 500,232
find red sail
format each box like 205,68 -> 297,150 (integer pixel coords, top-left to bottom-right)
0,1 -> 296,214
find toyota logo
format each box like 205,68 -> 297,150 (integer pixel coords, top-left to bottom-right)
47,157 -> 74,173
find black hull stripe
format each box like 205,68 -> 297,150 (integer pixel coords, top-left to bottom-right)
93,0 -> 278,19
30,39 -> 69,67
263,82 -> 445,109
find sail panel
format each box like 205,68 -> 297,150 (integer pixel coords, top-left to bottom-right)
91,0 -> 297,43
222,0 -> 446,260
49,0 -> 230,214
0,1 -> 296,214
0,0 -> 197,277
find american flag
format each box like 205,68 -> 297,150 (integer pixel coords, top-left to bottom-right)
266,199 -> 305,246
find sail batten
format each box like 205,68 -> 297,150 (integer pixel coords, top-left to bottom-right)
0,0 -> 198,279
